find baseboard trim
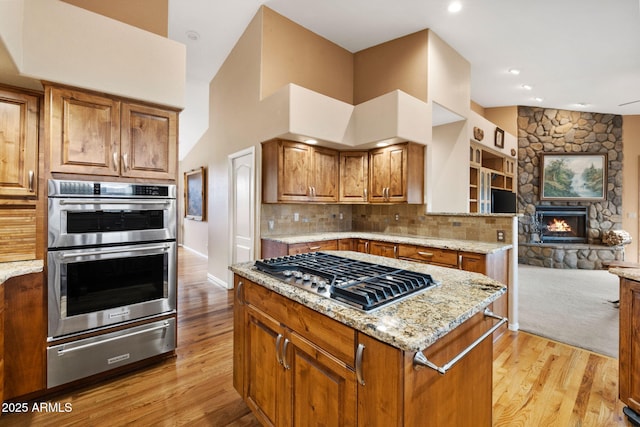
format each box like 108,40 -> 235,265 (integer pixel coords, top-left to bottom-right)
207,273 -> 229,289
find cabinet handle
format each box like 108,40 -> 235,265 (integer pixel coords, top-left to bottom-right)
282,338 -> 291,370
236,281 -> 244,305
356,343 -> 366,386
417,251 -> 434,258
312,187 -> 316,197
413,309 -> 507,375
122,153 -> 129,172
308,186 -> 312,197
308,246 -> 321,251
363,188 -> 368,200
275,334 -> 284,366
458,254 -> 463,269
112,152 -> 119,171
28,170 -> 34,191
364,242 -> 369,253
393,245 -> 398,258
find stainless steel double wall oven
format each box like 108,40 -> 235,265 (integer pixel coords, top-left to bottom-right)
46,179 -> 177,387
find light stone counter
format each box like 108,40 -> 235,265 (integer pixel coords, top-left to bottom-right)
609,267 -> 640,282
230,250 -> 506,352
262,232 -> 511,254
0,260 -> 44,285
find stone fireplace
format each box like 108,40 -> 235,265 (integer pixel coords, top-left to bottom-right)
535,206 -> 588,244
517,106 -> 624,269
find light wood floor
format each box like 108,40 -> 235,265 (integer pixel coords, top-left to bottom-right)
1,248 -> 632,426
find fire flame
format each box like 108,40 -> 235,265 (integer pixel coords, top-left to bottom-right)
548,218 -> 572,232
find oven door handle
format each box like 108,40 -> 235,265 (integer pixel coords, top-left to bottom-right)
58,199 -> 172,205
56,321 -> 171,356
59,244 -> 171,259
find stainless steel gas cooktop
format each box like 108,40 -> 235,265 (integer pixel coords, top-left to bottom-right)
253,252 -> 439,311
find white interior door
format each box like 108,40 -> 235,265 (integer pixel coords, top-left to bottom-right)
228,148 -> 255,287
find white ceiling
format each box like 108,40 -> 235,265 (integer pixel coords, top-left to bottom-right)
168,0 -> 640,157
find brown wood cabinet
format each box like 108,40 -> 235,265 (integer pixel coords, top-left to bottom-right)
368,142 -> 424,204
0,283 -> 4,406
369,241 -> 398,258
338,238 -> 353,251
236,278 -> 357,426
262,140 -> 339,203
3,272 -> 46,399
339,151 -> 368,202
234,275 -> 496,426
397,244 -> 458,268
0,87 -> 39,198
287,239 -> 338,255
46,85 -> 177,181
619,277 -> 640,416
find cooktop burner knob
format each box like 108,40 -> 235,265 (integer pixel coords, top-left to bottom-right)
294,271 -> 303,279
283,270 -> 293,277
302,274 -> 311,282
317,281 -> 327,292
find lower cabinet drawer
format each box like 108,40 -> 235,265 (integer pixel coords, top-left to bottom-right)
47,318 -> 176,388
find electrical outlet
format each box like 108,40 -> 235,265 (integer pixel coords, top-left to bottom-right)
497,230 -> 505,242
293,213 -> 299,222
395,214 -> 400,221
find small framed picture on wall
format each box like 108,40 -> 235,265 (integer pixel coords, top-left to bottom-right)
495,127 -> 504,148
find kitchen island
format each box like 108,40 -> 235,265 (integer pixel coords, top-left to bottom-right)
231,251 -> 506,426
608,267 -> 640,425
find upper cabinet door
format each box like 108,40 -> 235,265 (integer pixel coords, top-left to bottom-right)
48,87 -> 121,176
339,151 -> 368,202
120,103 -> 177,180
309,146 -> 339,202
278,141 -> 313,201
0,88 -> 39,197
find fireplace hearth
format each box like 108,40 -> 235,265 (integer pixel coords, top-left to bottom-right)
535,206 -> 588,244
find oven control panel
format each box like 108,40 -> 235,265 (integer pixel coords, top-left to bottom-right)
49,179 -> 175,198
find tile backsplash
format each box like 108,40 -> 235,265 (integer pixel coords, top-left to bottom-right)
261,203 -> 515,243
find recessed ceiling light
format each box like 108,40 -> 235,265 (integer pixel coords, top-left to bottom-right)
521,84 -> 533,90
448,1 -> 462,13
376,142 -> 389,147
305,139 -> 317,145
534,97 -> 544,102
186,30 -> 200,41
575,103 -> 589,108
508,68 -> 521,75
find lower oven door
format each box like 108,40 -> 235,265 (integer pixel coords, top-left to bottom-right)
47,241 -> 176,338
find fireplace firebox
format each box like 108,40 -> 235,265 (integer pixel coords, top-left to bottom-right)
535,206 -> 588,244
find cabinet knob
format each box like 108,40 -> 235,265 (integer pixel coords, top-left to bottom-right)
28,170 -> 34,192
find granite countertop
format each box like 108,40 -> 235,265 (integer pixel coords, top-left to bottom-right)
0,259 -> 44,285
262,232 -> 512,254
609,267 -> 640,282
230,250 -> 506,353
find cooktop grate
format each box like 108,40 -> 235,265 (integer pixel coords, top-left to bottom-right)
253,252 -> 439,311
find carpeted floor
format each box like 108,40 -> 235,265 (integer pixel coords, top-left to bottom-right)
518,264 -> 620,358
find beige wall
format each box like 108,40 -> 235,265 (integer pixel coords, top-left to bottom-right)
622,115 -> 640,262
485,106 -> 518,136
261,7 -> 353,103
427,31 -> 470,119
354,30 -> 428,104
62,0 -> 168,36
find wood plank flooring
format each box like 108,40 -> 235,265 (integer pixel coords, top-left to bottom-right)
0,247 -> 633,426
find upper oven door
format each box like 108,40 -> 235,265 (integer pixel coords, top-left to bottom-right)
48,198 -> 176,248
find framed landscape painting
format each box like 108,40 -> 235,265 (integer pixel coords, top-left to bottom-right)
185,167 -> 206,221
540,152 -> 607,201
